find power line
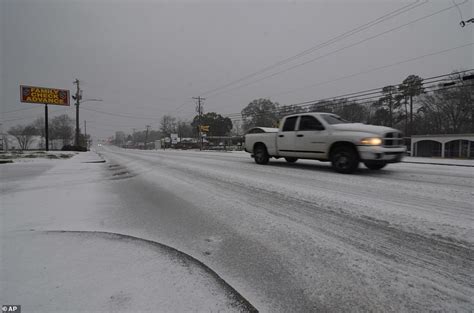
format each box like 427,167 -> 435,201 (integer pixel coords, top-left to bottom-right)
205,0 -> 469,99
223,69 -> 473,118
226,80 -> 473,121
267,43 -> 474,98
2,107 -> 39,114
452,0 -> 464,20
223,71 -> 474,120
81,107 -> 162,120
0,107 -> 71,123
86,120 -> 146,129
199,0 -> 427,97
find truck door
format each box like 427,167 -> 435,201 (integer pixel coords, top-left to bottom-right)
276,116 -> 299,157
294,115 -> 328,158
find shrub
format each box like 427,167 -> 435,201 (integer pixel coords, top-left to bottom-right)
61,145 -> 87,152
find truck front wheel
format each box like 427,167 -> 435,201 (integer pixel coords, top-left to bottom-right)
331,145 -> 359,174
254,144 -> 270,165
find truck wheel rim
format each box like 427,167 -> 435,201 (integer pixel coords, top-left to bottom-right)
335,153 -> 350,169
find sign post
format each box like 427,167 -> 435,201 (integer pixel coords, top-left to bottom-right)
20,85 -> 70,151
44,104 -> 49,151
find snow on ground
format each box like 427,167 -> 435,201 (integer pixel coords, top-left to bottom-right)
2,230 -> 254,312
97,146 -> 473,312
0,152 -> 255,312
2,147 -> 473,312
109,148 -> 473,243
403,156 -> 474,166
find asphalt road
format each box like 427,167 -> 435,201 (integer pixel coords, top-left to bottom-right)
98,146 -> 473,312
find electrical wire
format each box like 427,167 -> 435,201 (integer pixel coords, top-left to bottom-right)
226,82 -> 473,123
204,0 -> 469,99
267,43 -> 473,98
199,0 -> 427,97
223,70 -> 473,118
81,108 -> 162,120
223,73 -> 474,121
2,107 -> 39,115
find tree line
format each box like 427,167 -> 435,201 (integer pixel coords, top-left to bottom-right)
240,71 -> 473,136
112,112 -> 235,147
6,114 -> 89,150
8,71 -> 472,150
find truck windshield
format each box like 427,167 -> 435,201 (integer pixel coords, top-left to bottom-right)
322,114 -> 351,125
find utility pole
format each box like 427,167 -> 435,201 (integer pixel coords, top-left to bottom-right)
73,79 -> 82,146
132,128 -> 136,148
84,120 -> 87,150
144,125 -> 150,150
192,96 -> 205,150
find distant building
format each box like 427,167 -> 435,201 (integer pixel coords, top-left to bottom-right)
411,134 -> 474,159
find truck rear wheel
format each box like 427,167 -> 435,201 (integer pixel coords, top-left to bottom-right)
285,157 -> 298,163
254,144 -> 269,165
364,161 -> 387,170
331,145 -> 359,174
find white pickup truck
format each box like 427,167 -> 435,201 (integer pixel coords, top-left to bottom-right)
244,112 -> 406,173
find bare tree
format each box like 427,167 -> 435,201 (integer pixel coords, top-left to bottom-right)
230,120 -> 244,136
8,124 -> 38,150
160,115 -> 177,137
176,120 -> 193,138
419,71 -> 474,134
32,117 -> 46,148
50,114 -> 74,146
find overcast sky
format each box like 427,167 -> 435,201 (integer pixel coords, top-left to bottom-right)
1,0 -> 473,139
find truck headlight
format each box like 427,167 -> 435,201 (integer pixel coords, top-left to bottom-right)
360,137 -> 382,145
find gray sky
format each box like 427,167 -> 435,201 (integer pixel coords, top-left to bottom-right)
1,0 -> 473,139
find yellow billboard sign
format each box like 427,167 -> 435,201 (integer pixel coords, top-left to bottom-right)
20,85 -> 70,106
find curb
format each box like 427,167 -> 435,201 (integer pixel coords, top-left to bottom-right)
402,161 -> 474,167
44,230 -> 259,312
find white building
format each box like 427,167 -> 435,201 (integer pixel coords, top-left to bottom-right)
411,134 -> 474,159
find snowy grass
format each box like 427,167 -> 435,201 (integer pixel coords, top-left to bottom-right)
0,150 -> 75,161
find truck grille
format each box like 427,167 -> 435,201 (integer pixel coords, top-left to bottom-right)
383,132 -> 403,147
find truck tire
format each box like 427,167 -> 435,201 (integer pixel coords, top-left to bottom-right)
285,157 -> 298,163
330,145 -> 359,174
364,161 -> 387,170
254,144 -> 270,165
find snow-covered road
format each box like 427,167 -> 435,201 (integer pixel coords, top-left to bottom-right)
97,146 -> 473,312
2,147 -> 472,312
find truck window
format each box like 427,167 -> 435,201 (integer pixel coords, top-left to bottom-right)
321,114 -> 350,125
299,116 -> 325,131
282,116 -> 298,132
